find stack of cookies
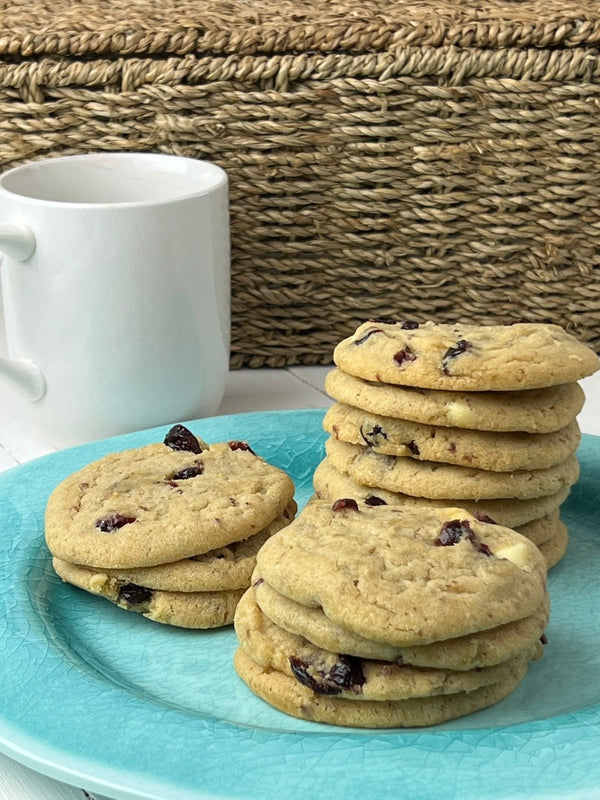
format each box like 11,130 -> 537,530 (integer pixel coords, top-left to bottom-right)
46,424 -> 296,628
234,499 -> 549,728
316,321 -> 599,568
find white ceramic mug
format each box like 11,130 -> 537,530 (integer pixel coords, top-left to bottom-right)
0,152 -> 230,449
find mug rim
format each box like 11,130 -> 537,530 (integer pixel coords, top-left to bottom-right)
0,151 -> 228,207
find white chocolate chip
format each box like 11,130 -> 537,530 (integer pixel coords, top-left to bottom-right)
494,542 -> 530,568
445,401 -> 478,428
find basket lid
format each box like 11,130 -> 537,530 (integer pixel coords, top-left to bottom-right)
2,0 -> 600,58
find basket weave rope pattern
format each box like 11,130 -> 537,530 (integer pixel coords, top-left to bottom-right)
1,1 -> 599,366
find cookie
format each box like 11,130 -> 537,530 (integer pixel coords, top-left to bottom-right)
538,520 -> 569,569
234,588 -> 542,701
325,368 -> 586,433
253,578 -> 550,670
53,557 -> 244,628
313,458 -> 569,527
45,425 -> 296,569
312,458 -> 570,527
69,502 -> 296,593
333,320 -> 600,391
515,510 -> 560,547
255,499 -> 547,646
234,647 -> 528,728
324,402 -> 581,471
325,437 -> 580,500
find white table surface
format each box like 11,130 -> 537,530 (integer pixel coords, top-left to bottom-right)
0,364 -> 598,800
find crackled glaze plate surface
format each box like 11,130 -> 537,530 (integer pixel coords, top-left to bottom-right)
0,409 -> 599,800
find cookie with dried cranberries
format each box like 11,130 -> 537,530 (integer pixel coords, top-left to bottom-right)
45,424 -> 295,569
254,497 -> 547,647
323,401 -> 581,471
333,320 -> 599,391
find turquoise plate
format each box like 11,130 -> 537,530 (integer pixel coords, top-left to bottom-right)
0,409 -> 599,800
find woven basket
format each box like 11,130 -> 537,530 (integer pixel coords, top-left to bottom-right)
1,1 -> 599,366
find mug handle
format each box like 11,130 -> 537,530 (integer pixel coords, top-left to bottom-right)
0,223 -> 45,401
0,223 -> 36,261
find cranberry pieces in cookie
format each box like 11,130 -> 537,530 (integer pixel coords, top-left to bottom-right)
354,326 -> 385,346
118,582 -> 153,606
170,464 -> 204,480
332,498 -> 359,512
393,347 -> 417,367
228,440 -> 256,455
360,423 -> 387,447
289,653 -> 365,696
364,495 -> 387,506
163,424 -> 203,454
95,513 -> 136,532
441,339 -> 472,375
435,519 -> 492,556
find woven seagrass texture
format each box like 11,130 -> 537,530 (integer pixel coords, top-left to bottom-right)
0,0 -> 599,366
